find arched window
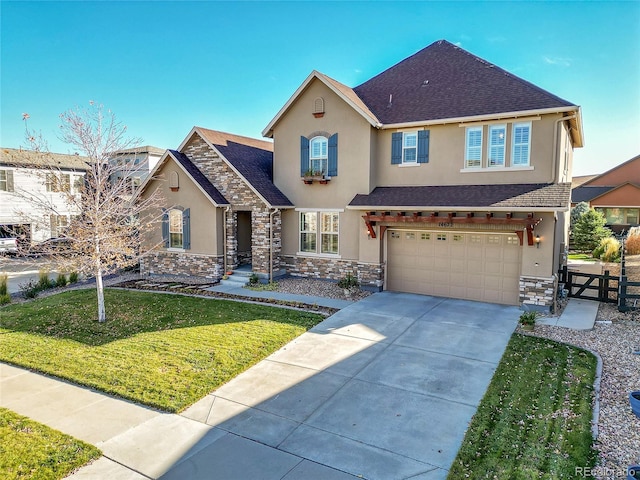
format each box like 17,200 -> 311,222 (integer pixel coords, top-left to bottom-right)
309,136 -> 328,175
169,209 -> 183,248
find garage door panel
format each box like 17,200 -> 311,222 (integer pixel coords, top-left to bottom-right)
387,230 -> 521,305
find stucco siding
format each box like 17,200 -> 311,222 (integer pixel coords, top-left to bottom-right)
373,114 -> 562,186
272,78 -> 373,208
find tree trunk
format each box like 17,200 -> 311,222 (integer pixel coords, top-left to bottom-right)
96,265 -> 106,323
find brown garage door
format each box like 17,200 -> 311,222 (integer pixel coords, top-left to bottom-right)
386,230 -> 522,305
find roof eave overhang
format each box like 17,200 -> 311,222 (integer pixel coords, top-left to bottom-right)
380,106 -> 580,130
261,71 -> 381,138
346,205 -> 569,212
136,149 -> 229,208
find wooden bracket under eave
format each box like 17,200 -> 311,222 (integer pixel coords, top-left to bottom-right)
526,224 -> 534,246
515,230 -> 524,246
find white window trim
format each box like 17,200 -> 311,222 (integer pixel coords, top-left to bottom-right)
167,247 -> 186,253
460,166 -> 534,173
297,210 -> 341,257
168,208 -> 184,249
402,131 -> 418,164
511,121 -> 532,167
487,124 -> 507,168
465,126 -> 483,168
309,136 -> 328,174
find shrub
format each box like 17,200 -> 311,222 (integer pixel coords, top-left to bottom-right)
572,208 -> 612,252
20,279 -> 41,299
0,293 -> 10,305
0,272 -> 7,296
626,227 -> 640,255
69,271 -> 79,283
519,311 -> 537,326
593,237 -> 620,263
338,273 -> 359,289
38,270 -> 55,290
248,273 -> 260,285
56,273 -> 68,287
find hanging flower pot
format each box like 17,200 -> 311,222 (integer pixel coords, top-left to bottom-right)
630,391 -> 640,419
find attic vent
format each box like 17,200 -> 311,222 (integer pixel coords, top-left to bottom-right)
313,97 -> 325,118
169,170 -> 179,191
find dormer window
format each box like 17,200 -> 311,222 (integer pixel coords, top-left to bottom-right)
309,136 -> 328,175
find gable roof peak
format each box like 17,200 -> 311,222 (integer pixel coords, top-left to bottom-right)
194,127 -> 273,152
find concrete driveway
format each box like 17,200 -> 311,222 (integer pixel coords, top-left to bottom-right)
138,292 -> 518,480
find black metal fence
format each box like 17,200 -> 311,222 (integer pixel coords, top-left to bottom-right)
559,236 -> 639,311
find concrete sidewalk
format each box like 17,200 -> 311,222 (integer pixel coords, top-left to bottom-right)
536,297 -> 599,330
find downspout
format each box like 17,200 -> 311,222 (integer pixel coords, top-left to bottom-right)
551,114 -> 576,184
223,206 -> 231,275
269,208 -> 280,283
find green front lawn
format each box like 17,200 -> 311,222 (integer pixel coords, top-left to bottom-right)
448,334 -> 597,479
0,408 -> 101,480
568,253 -> 598,262
0,289 -> 323,412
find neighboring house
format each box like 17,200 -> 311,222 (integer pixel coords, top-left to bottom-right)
139,40 -> 583,310
0,147 -> 88,244
571,154 -> 640,233
110,145 -> 164,192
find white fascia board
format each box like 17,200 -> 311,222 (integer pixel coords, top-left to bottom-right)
381,106 -> 579,130
262,71 -> 380,138
346,205 -> 570,212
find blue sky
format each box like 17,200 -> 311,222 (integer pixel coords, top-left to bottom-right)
1,1 -> 639,176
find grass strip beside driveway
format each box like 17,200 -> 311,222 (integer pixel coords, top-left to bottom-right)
448,334 -> 598,479
0,407 -> 101,480
0,289 -> 323,412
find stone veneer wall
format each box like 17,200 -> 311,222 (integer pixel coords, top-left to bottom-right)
282,255 -> 384,290
519,274 -> 558,312
182,135 -> 279,274
141,251 -> 224,280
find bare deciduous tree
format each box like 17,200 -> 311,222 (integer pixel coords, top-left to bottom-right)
18,102 -> 165,322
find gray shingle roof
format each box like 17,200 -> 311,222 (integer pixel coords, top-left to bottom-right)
168,150 -> 229,206
349,183 -> 572,209
197,128 -> 293,207
353,40 -> 576,125
1,147 -> 89,171
571,186 -> 614,203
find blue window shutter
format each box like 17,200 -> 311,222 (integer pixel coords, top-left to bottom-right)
300,136 -> 309,176
183,208 -> 191,250
391,132 -> 402,164
161,209 -> 169,247
417,130 -> 430,163
328,133 -> 338,177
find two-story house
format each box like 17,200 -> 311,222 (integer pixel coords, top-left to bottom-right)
0,147 -> 89,246
139,40 -> 583,310
109,145 -> 165,193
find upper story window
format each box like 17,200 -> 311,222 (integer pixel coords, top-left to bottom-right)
300,134 -> 338,177
46,173 -> 71,192
402,132 -> 418,163
512,122 -> 531,166
310,136 -> 328,175
488,124 -> 506,167
391,130 -> 430,165
465,127 -> 482,168
463,121 -> 533,170
0,169 -> 14,192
